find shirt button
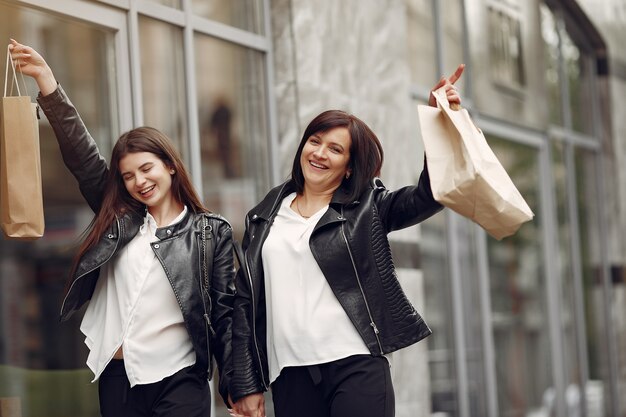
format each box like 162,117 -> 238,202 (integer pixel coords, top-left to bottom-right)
166,229 -> 172,235
107,234 -> 114,239
252,214 -> 258,220
154,244 -> 160,249
337,216 -> 344,220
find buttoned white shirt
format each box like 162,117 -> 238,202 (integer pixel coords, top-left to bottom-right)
80,206 -> 195,386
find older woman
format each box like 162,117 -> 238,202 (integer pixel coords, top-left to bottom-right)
230,66 -> 464,417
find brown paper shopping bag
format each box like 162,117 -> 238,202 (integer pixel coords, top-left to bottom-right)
417,86 -> 533,240
0,46 -> 44,239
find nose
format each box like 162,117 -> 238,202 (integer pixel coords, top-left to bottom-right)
312,145 -> 327,159
135,172 -> 147,187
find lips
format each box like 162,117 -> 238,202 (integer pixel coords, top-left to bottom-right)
309,160 -> 327,169
139,185 -> 156,196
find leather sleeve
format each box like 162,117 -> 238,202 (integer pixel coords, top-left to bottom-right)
37,84 -> 109,213
209,218 -> 236,405
375,157 -> 444,232
229,215 -> 265,403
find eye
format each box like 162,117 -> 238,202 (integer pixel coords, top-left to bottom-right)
330,146 -> 342,154
122,174 -> 134,181
308,137 -> 320,145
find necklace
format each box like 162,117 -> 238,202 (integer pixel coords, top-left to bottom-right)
295,196 -> 310,219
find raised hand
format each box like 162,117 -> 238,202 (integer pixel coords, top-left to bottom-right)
428,63 -> 465,108
8,39 -> 57,96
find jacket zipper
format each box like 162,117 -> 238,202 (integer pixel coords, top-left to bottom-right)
245,182 -> 298,390
245,252 -> 269,390
60,216 -> 122,319
340,207 -> 385,355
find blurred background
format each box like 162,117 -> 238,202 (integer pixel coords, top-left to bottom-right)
0,0 -> 624,416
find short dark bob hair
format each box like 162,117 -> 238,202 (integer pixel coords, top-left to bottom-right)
291,110 -> 384,203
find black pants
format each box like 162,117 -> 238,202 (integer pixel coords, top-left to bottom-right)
271,354 -> 395,417
98,360 -> 210,417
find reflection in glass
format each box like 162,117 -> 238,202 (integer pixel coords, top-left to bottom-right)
194,35 -> 270,246
192,0 -> 264,34
139,16 -> 188,161
194,33 -> 270,417
488,6 -> 525,88
551,140 -> 584,413
575,149 -> 608,417
540,4 -> 562,126
485,137 -> 548,417
421,211 -> 459,416
0,3 -> 116,416
560,30 -> 593,134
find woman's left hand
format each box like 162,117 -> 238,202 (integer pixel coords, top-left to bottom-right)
428,63 -> 465,108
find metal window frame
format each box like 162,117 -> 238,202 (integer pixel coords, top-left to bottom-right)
5,2 -> 280,416
412,1 -> 612,417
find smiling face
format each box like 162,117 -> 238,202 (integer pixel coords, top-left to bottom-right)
119,151 -> 175,212
299,127 -> 352,194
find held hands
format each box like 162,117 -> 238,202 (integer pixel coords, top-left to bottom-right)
8,39 -> 57,96
230,392 -> 265,417
428,63 -> 465,108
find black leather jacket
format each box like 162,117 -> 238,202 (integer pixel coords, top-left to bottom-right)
37,85 -> 235,403
230,171 -> 443,401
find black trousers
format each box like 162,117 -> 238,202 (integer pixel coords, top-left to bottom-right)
271,354 -> 395,417
98,360 -> 210,417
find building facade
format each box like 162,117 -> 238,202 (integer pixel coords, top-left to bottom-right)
0,0 -> 624,416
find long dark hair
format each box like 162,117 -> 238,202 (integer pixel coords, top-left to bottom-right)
291,110 -> 384,202
69,127 -> 207,286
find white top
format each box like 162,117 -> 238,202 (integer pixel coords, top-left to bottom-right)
262,193 -> 369,383
80,206 -> 196,387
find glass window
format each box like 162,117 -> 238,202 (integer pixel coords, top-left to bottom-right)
194,34 -> 270,242
146,0 -> 181,9
575,148 -> 608,417
194,33 -> 271,416
0,4 -> 117,416
540,4 -> 562,127
406,0 -> 438,86
488,6 -> 525,89
192,0 -> 265,34
139,16 -> 188,160
421,211 -> 459,416
484,137 -> 548,417
560,29 -> 594,135
551,140 -> 586,415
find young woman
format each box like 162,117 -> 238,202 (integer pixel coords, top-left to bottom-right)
9,39 -> 235,417
230,66 -> 464,417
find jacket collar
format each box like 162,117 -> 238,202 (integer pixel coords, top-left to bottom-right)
250,180 -> 357,222
119,207 -> 194,240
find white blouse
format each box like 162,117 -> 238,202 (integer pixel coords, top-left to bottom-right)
80,206 -> 195,387
262,193 -> 369,383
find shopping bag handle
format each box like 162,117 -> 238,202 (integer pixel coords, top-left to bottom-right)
4,44 -> 29,98
433,86 -> 461,111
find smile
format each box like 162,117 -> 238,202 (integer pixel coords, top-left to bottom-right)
309,161 -> 327,169
139,185 -> 155,195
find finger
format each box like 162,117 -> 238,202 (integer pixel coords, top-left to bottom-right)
448,63 -> 465,85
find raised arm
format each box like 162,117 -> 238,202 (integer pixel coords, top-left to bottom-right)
9,39 -> 57,96
9,39 -> 109,212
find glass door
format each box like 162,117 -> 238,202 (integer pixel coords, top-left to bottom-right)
0,1 -> 128,416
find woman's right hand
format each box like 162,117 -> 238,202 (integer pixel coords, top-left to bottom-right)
8,39 -> 57,96
231,392 -> 265,417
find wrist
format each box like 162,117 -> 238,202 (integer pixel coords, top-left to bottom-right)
37,66 -> 57,97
